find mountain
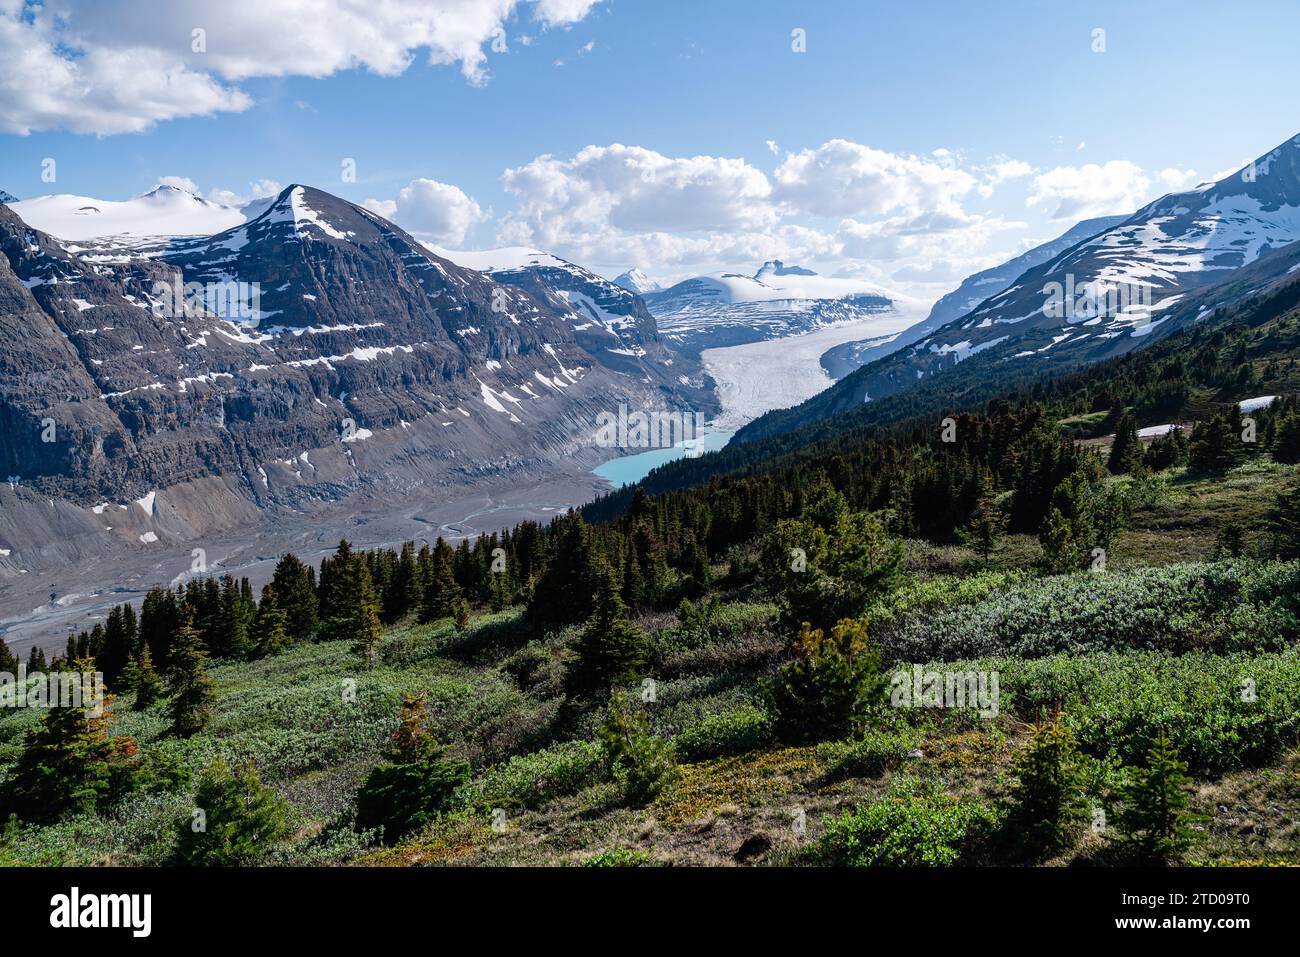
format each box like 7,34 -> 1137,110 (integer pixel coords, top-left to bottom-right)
8,184 -> 259,241
821,215 -> 1130,379
613,268 -> 660,295
0,186 -> 708,609
643,260 -> 924,357
427,245 -> 706,389
737,132 -> 1300,442
0,189 -> 15,205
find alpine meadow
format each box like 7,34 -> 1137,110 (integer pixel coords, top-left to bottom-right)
0,0 -> 1295,940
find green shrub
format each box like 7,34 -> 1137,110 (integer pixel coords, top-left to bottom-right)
174,758 -> 291,866
888,560 -> 1300,661
598,691 -> 677,806
583,847 -> 653,867
967,650 -> 1300,774
473,740 -> 605,810
763,619 -> 887,744
673,706 -> 772,762
816,728 -> 918,781
813,779 -> 997,866
1006,715 -> 1090,853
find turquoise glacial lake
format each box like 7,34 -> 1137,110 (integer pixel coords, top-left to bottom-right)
593,430 -> 735,487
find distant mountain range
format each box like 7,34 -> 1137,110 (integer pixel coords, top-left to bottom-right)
0,184 -> 712,591
642,259 -> 925,356
737,131 -> 1300,443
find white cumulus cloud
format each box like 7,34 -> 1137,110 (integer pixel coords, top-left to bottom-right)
1,0 -> 605,135
1027,160 -> 1151,220
364,178 -> 486,245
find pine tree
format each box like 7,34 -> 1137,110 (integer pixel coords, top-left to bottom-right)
1108,411 -> 1143,475
174,757 -> 291,866
762,617 -> 885,744
1039,470 -> 1095,572
97,604 -> 135,688
353,694 -> 470,843
348,560 -> 384,667
1272,410 -> 1300,464
253,584 -> 290,658
0,659 -> 132,823
1111,729 -> 1201,863
419,538 -> 463,623
1187,407 -> 1245,475
1008,713 -> 1090,852
564,561 -> 648,697
122,644 -> 164,711
964,474 -> 1007,566
270,552 -> 319,641
0,637 -> 16,675
1266,484 -> 1300,560
166,611 -> 217,737
26,646 -> 47,672
598,689 -> 677,806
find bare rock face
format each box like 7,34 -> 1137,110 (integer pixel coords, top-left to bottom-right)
0,185 -> 712,595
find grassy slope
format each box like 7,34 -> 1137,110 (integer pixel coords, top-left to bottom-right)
2,464 -> 1298,867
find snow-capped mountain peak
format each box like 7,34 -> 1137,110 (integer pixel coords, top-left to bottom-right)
9,184 -> 253,240
0,188 -> 16,205
613,268 -> 661,294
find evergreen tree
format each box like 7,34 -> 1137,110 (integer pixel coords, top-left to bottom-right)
348,561 -> 384,667
253,584 -> 290,658
26,646 -> 47,672
1271,410 -> 1300,464
0,637 -> 16,675
97,605 -> 135,688
1144,425 -> 1188,471
1007,714 -> 1090,852
166,611 -> 217,737
1111,729 -> 1201,863
1187,407 -> 1245,475
564,562 -> 648,697
174,757 -> 291,866
598,689 -> 677,806
270,553 -> 319,641
1107,410 -> 1143,475
383,542 -> 421,623
1266,484 -> 1300,561
354,694 -> 470,844
419,538 -> 463,623
0,660 -> 132,823
963,474 -> 1007,566
762,618 -> 885,744
762,510 -> 904,632
1039,471 -> 1095,572
122,644 -> 164,711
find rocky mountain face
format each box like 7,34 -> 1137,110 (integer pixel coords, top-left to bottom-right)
0,186 -> 710,594
737,133 -> 1300,441
0,190 -> 16,204
430,246 -> 701,388
643,260 -> 922,357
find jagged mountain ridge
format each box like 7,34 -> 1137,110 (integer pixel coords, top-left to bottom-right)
0,185 -> 707,589
820,214 -> 1129,379
736,132 -> 1300,442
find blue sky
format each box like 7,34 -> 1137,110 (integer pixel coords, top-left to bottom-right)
4,0 -> 1300,296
